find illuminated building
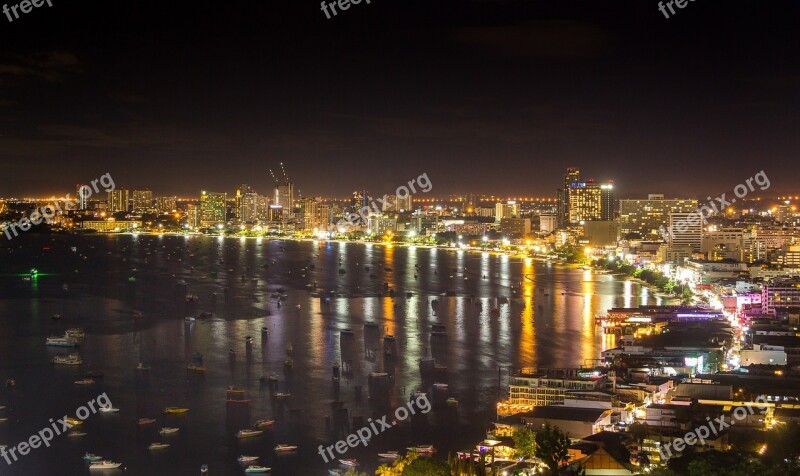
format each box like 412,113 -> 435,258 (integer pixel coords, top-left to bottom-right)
200,190 -> 226,227
107,189 -> 130,213
568,180 -> 614,224
619,194 -> 698,237
557,167 -> 581,228
186,204 -> 201,228
274,182 -> 294,218
495,201 -> 519,223
155,196 -> 177,213
667,212 -> 702,251
761,277 -> 800,315
131,190 -> 153,213
76,184 -> 88,210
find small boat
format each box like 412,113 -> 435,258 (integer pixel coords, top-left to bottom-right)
65,417 -> 83,426
65,328 -> 85,338
254,419 -> 274,428
244,466 -> 271,474
164,407 -> 188,414
407,445 -> 436,454
5,379 -> 15,387
274,444 -> 298,453
159,427 -> 180,435
225,399 -> 251,405
284,357 -> 293,368
446,397 -> 459,406
339,459 -> 359,467
68,431 -> 87,438
89,461 -> 122,470
268,373 -> 278,381
148,442 -> 170,450
185,316 -> 196,323
187,363 -> 206,372
137,418 -> 156,426
52,313 -> 62,320
47,336 -> 78,347
238,455 -> 259,463
99,406 -> 119,413
378,451 -> 400,459
74,379 -> 95,385
274,392 -> 291,399
237,429 -> 263,438
201,464 -> 209,474
83,453 -> 103,461
136,362 -> 150,371
53,354 -> 82,365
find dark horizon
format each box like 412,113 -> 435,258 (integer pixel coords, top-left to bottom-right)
1,0 -> 799,197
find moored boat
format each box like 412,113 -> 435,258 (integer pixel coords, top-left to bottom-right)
74,379 -> 95,385
237,429 -> 263,438
53,354 -> 82,365
407,445 -> 436,453
237,455 -> 259,463
148,442 -> 170,450
83,453 -> 102,461
99,406 -> 119,413
89,461 -> 122,470
137,418 -> 156,426
339,459 -> 358,467
244,466 -> 271,474
159,427 -> 180,435
378,451 -> 400,459
254,419 -> 274,428
187,363 -> 206,372
164,407 -> 188,414
47,336 -> 78,347
274,444 -> 298,453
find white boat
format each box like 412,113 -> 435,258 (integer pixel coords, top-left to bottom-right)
339,459 -> 358,467
237,429 -> 263,438
46,336 -> 78,347
274,392 -> 291,399
68,431 -> 87,438
159,427 -> 180,435
274,444 -> 298,453
66,328 -> 85,338
136,363 -> 150,371
407,445 -> 436,454
74,379 -> 95,385
268,373 -> 278,381
83,453 -> 103,461
89,461 -> 122,470
137,418 -> 156,426
52,354 -> 82,365
148,442 -> 170,450
244,466 -> 271,474
99,406 -> 119,413
378,451 -> 400,459
254,419 -> 274,428
238,455 -> 259,463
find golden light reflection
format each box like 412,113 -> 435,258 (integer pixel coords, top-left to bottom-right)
518,258 -> 536,367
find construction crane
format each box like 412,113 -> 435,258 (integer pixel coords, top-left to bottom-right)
269,169 -> 279,185
279,162 -> 290,184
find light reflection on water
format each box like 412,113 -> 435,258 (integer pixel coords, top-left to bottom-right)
0,235 -> 661,475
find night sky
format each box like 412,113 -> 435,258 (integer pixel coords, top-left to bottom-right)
1,0 -> 798,198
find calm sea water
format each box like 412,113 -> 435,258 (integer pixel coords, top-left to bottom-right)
0,235 -> 659,476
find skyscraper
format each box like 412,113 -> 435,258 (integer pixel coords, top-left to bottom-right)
132,190 -> 153,213
200,191 -> 226,227
108,189 -> 130,213
274,182 -> 294,219
557,167 -> 580,228
568,180 -> 612,224
155,196 -> 177,213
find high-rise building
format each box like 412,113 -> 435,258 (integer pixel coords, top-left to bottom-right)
274,182 -> 294,218
155,196 -> 177,213
186,204 -> 201,229
668,212 -> 703,251
234,184 -> 251,221
77,184 -> 89,210
397,194 -> 412,212
131,190 -> 153,213
568,180 -> 613,224
557,167 -> 581,228
107,189 -> 130,213
200,191 -> 226,227
619,195 -> 699,237
495,201 -> 519,222
239,192 -> 259,223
